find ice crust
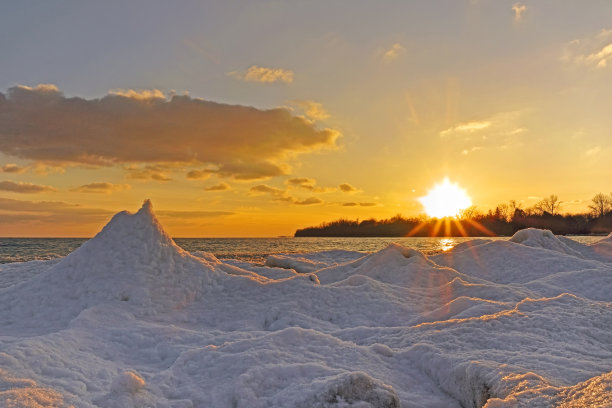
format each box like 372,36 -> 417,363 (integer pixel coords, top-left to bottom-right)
1,201 -> 612,407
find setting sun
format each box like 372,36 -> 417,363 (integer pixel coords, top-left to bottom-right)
418,178 -> 472,218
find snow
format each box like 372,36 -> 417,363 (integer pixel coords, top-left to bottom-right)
1,201 -> 612,407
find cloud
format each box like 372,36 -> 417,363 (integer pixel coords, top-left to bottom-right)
108,88 -> 165,100
0,85 -> 339,180
249,184 -> 285,196
1,163 -> 28,174
382,43 -> 406,62
249,184 -> 324,205
186,169 -> 212,180
287,177 -> 316,190
583,146 -> 601,158
294,197 -> 322,205
125,165 -> 172,182
0,180 -> 57,193
156,210 -> 233,218
564,29 -> 612,69
440,121 -> 492,137
512,3 -> 526,21
0,197 -> 112,225
289,100 -> 330,121
342,202 -> 377,207
228,65 -> 294,83
70,182 -> 131,194
339,183 -> 358,193
204,182 -> 231,192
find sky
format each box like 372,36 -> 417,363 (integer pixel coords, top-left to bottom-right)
1,0 -> 612,237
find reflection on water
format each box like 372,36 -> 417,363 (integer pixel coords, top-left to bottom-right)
0,235 -> 605,264
438,238 -> 456,252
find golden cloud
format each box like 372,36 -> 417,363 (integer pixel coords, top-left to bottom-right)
0,180 -> 57,193
289,100 -> 330,121
70,182 -> 131,194
0,85 -> 340,180
229,65 -> 294,83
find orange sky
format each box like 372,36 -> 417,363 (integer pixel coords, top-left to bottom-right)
1,2 -> 611,237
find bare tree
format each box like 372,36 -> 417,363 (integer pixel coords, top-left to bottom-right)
459,205 -> 481,220
588,193 -> 612,217
535,194 -> 562,216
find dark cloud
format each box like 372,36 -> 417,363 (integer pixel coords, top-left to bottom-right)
249,184 -> 323,205
342,202 -> 376,207
0,85 -> 340,180
204,183 -> 231,192
339,183 -> 358,193
1,164 -> 28,174
249,184 -> 285,195
287,177 -> 316,190
156,210 -> 234,218
186,169 -> 213,180
294,197 -> 322,205
125,165 -> 173,181
0,197 -> 112,225
0,180 -> 57,193
70,182 -> 131,194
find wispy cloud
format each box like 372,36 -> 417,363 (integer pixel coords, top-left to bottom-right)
563,29 -> 612,69
228,65 -> 294,83
512,3 -> 526,21
0,85 -> 339,181
382,43 -> 405,62
294,197 -> 322,205
204,182 -> 231,192
0,197 -> 112,226
125,165 -> 173,182
0,180 -> 57,193
440,121 -> 492,137
156,210 -> 233,218
342,202 -> 377,207
249,184 -> 324,205
70,182 -> 131,194
583,146 -> 601,158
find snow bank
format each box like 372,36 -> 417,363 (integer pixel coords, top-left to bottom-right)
1,206 -> 611,407
265,250 -> 364,273
509,228 -> 583,257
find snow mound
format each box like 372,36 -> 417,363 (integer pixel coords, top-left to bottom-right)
509,228 -> 583,257
265,250 -> 364,273
0,200 -> 222,334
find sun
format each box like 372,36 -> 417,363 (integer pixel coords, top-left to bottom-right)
418,178 -> 472,218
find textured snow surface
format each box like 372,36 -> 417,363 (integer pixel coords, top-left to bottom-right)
1,201 -> 612,407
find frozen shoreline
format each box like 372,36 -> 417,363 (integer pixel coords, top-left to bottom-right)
1,201 -> 611,407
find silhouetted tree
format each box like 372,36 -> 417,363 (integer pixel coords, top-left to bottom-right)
588,193 -> 612,217
535,194 -> 561,216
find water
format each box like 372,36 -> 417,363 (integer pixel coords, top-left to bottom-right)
0,236 -> 605,264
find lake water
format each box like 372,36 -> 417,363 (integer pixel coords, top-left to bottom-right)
0,235 -> 605,264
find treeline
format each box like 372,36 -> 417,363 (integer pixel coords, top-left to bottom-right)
295,193 -> 612,237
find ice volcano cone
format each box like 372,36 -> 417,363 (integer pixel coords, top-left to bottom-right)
0,200 -> 220,334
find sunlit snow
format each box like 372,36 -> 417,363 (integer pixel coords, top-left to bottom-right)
1,200 -> 611,407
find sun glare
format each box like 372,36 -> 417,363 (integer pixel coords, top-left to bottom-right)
418,178 -> 472,218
